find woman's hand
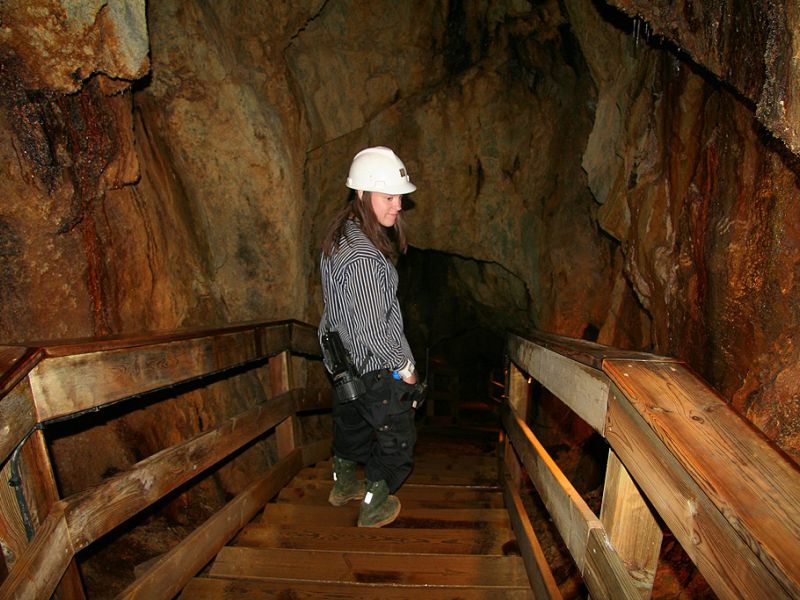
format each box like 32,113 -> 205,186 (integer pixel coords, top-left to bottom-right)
402,372 -> 417,384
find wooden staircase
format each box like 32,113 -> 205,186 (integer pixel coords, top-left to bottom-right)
180,427 -> 535,599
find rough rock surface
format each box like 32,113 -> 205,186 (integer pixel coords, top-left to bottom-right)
608,0 -> 800,160
569,0 -> 800,461
0,0 -> 149,92
2,0 -> 800,595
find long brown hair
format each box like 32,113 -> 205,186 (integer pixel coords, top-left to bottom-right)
322,191 -> 408,259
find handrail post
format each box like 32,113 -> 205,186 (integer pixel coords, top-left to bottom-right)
16,430 -> 86,599
504,360 -> 530,491
600,449 -> 662,599
269,351 -> 297,459
507,361 -> 531,424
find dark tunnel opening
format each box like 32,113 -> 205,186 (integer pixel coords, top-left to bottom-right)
397,246 -> 530,423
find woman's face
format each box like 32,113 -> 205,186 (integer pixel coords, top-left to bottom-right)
366,191 -> 403,227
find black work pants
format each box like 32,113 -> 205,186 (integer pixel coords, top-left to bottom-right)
332,369 -> 417,493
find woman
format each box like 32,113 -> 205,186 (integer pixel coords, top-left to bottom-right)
319,146 -> 419,528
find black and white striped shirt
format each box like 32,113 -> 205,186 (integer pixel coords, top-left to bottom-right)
319,220 -> 414,375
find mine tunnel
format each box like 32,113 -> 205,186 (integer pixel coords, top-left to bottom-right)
1,1 -> 799,598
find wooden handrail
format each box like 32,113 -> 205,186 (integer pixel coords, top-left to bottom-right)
0,320 -> 322,467
0,319 -> 327,600
505,331 -> 800,599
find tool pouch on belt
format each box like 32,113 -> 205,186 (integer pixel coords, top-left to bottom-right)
321,330 -> 366,404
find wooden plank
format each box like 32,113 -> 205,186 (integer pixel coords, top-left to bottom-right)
0,504 -> 73,600
314,453 -> 499,471
604,360 -> 800,598
116,449 -> 303,600
180,577 -> 535,599
236,523 -> 516,555
514,331 -> 672,370
581,527 -> 641,600
0,459 -> 27,570
502,405 -> 600,569
298,464 -> 498,487
299,438 -> 331,468
0,380 -> 37,467
261,503 -> 512,529
209,546 -> 531,588
278,481 -> 505,509
28,331 -> 261,421
501,459 -> 562,599
268,351 -> 292,398
288,320 -> 323,356
269,352 -> 296,460
600,450 -> 662,598
255,323 -> 291,359
294,388 -> 331,412
66,394 -> 294,551
507,361 -> 531,424
34,321 -> 288,358
605,383 -> 792,599
0,348 -> 42,400
507,337 -> 609,434
18,430 -> 86,599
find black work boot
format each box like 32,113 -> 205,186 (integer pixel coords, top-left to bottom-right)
328,456 -> 365,506
358,480 -> 401,528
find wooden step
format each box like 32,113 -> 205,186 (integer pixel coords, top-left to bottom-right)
181,577 -> 535,599
278,482 -> 505,508
260,503 -> 512,529
296,466 -> 498,488
316,453 -> 499,471
209,546 -> 531,588
235,523 -> 518,555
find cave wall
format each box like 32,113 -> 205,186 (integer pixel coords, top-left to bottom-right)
300,0 -> 620,344
568,0 -> 800,460
2,0 -> 799,567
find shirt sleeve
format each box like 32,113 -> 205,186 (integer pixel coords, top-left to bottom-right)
342,257 -> 411,371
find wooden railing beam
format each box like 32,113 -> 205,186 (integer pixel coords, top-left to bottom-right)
606,383 -> 791,598
116,448 -> 303,600
0,393 -> 295,599
501,446 -> 563,599
66,393 -> 294,550
507,336 -> 609,434
501,405 -> 599,568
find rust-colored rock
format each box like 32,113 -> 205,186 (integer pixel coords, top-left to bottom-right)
0,0 -> 149,92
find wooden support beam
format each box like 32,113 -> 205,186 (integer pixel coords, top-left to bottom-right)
269,352 -> 296,459
503,439 -> 523,491
0,394 -> 294,600
507,336 -> 609,434
0,381 -> 37,468
605,381 -> 794,599
19,430 -> 85,600
300,437 -> 332,467
507,361 -> 531,424
116,449 -> 303,600
502,405 -> 639,598
66,393 -> 294,550
28,331 -> 262,422
604,358 -> 800,599
293,388 -> 331,413
501,451 -> 562,599
582,527 -> 641,600
600,450 -> 662,598
501,405 -> 599,569
288,321 -> 322,356
0,504 -> 73,600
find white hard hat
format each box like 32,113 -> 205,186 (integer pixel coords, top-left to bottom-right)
346,146 -> 417,195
